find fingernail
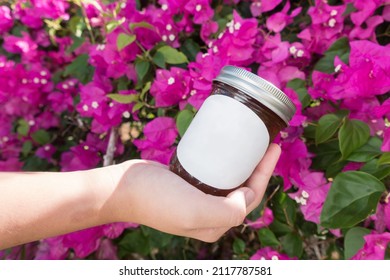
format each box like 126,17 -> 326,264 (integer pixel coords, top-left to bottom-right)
245,189 -> 255,207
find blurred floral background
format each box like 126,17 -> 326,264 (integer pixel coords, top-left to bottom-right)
0,0 -> 389,260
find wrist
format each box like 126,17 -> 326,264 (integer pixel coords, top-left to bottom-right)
81,164 -> 121,225
85,160 -> 140,225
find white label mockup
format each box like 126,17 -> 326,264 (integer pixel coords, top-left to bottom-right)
177,95 -> 270,190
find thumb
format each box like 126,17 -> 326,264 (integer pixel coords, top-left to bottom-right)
231,187 -> 255,208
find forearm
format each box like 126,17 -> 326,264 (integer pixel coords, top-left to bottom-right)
0,167 -> 117,249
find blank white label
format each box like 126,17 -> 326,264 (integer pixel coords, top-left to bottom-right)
177,94 -> 270,190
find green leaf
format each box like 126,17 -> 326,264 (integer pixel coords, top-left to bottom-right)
314,37 -> 350,73
132,102 -> 144,113
303,123 -> 316,139
347,137 -> 382,162
64,54 -> 94,84
67,36 -> 85,53
315,114 -> 343,145
344,227 -> 370,259
320,171 -> 385,228
141,226 -> 172,249
271,190 -> 296,225
360,159 -> 390,180
21,141 -> 33,157
257,228 -> 280,248
31,130 -> 50,145
339,119 -> 370,160
343,3 -> 357,16
129,21 -> 154,31
311,139 -> 341,172
116,76 -> 130,91
378,153 -> 390,165
105,18 -> 125,33
117,33 -> 136,51
107,93 -> 138,104
152,51 -> 166,68
295,88 -> 311,108
180,39 -> 200,62
325,160 -> 347,179
135,60 -> 150,82
140,81 -> 151,100
286,78 -> 310,108
176,109 -> 194,137
156,45 -> 188,64
233,238 -> 246,255
118,230 -> 150,256
286,78 -> 305,90
68,15 -> 85,36
22,156 -> 49,171
280,233 -> 303,258
17,119 -> 29,136
269,219 -> 293,236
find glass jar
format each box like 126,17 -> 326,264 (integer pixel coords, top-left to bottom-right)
170,66 -> 296,196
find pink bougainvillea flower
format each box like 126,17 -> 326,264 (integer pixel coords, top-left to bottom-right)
35,236 -> 68,260
349,15 -> 384,40
283,88 -> 306,127
96,239 -> 118,260
298,0 -> 346,54
102,222 -> 138,239
372,202 -> 390,233
351,232 -> 390,260
47,91 -> 75,113
348,0 -> 383,26
76,81 -> 111,120
250,0 -> 283,17
200,20 -> 218,43
3,32 -> 38,59
60,143 -> 101,171
266,1 -> 301,33
342,162 -> 364,172
0,157 -> 23,171
158,0 -> 187,15
150,67 -> 191,108
35,144 -> 56,161
381,128 -> 390,152
187,51 -> 228,109
250,247 -> 297,260
333,40 -> 390,99
0,6 -> 13,34
185,0 -> 214,24
213,10 -> 258,65
62,227 -> 103,258
374,99 -> 390,119
13,0 -> 70,29
289,171 -> 331,224
246,207 -> 274,229
133,117 -> 178,165
275,138 -> 311,190
83,0 -> 105,27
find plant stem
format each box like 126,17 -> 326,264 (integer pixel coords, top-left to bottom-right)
103,128 -> 117,166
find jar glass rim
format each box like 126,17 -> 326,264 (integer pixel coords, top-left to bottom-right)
213,66 -> 296,124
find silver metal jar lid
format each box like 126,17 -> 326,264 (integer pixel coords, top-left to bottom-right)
213,65 -> 296,124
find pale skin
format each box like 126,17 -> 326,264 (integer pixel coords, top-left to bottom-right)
0,144 -> 281,250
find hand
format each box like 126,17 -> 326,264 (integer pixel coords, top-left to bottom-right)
103,143 -> 281,242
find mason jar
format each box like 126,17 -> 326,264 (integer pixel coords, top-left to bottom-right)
170,65 -> 296,196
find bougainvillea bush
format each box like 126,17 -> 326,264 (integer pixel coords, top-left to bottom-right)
0,0 -> 389,260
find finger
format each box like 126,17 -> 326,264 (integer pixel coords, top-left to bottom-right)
246,143 -> 281,213
190,187 -> 249,229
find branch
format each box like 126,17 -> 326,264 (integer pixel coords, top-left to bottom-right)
103,128 -> 117,167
